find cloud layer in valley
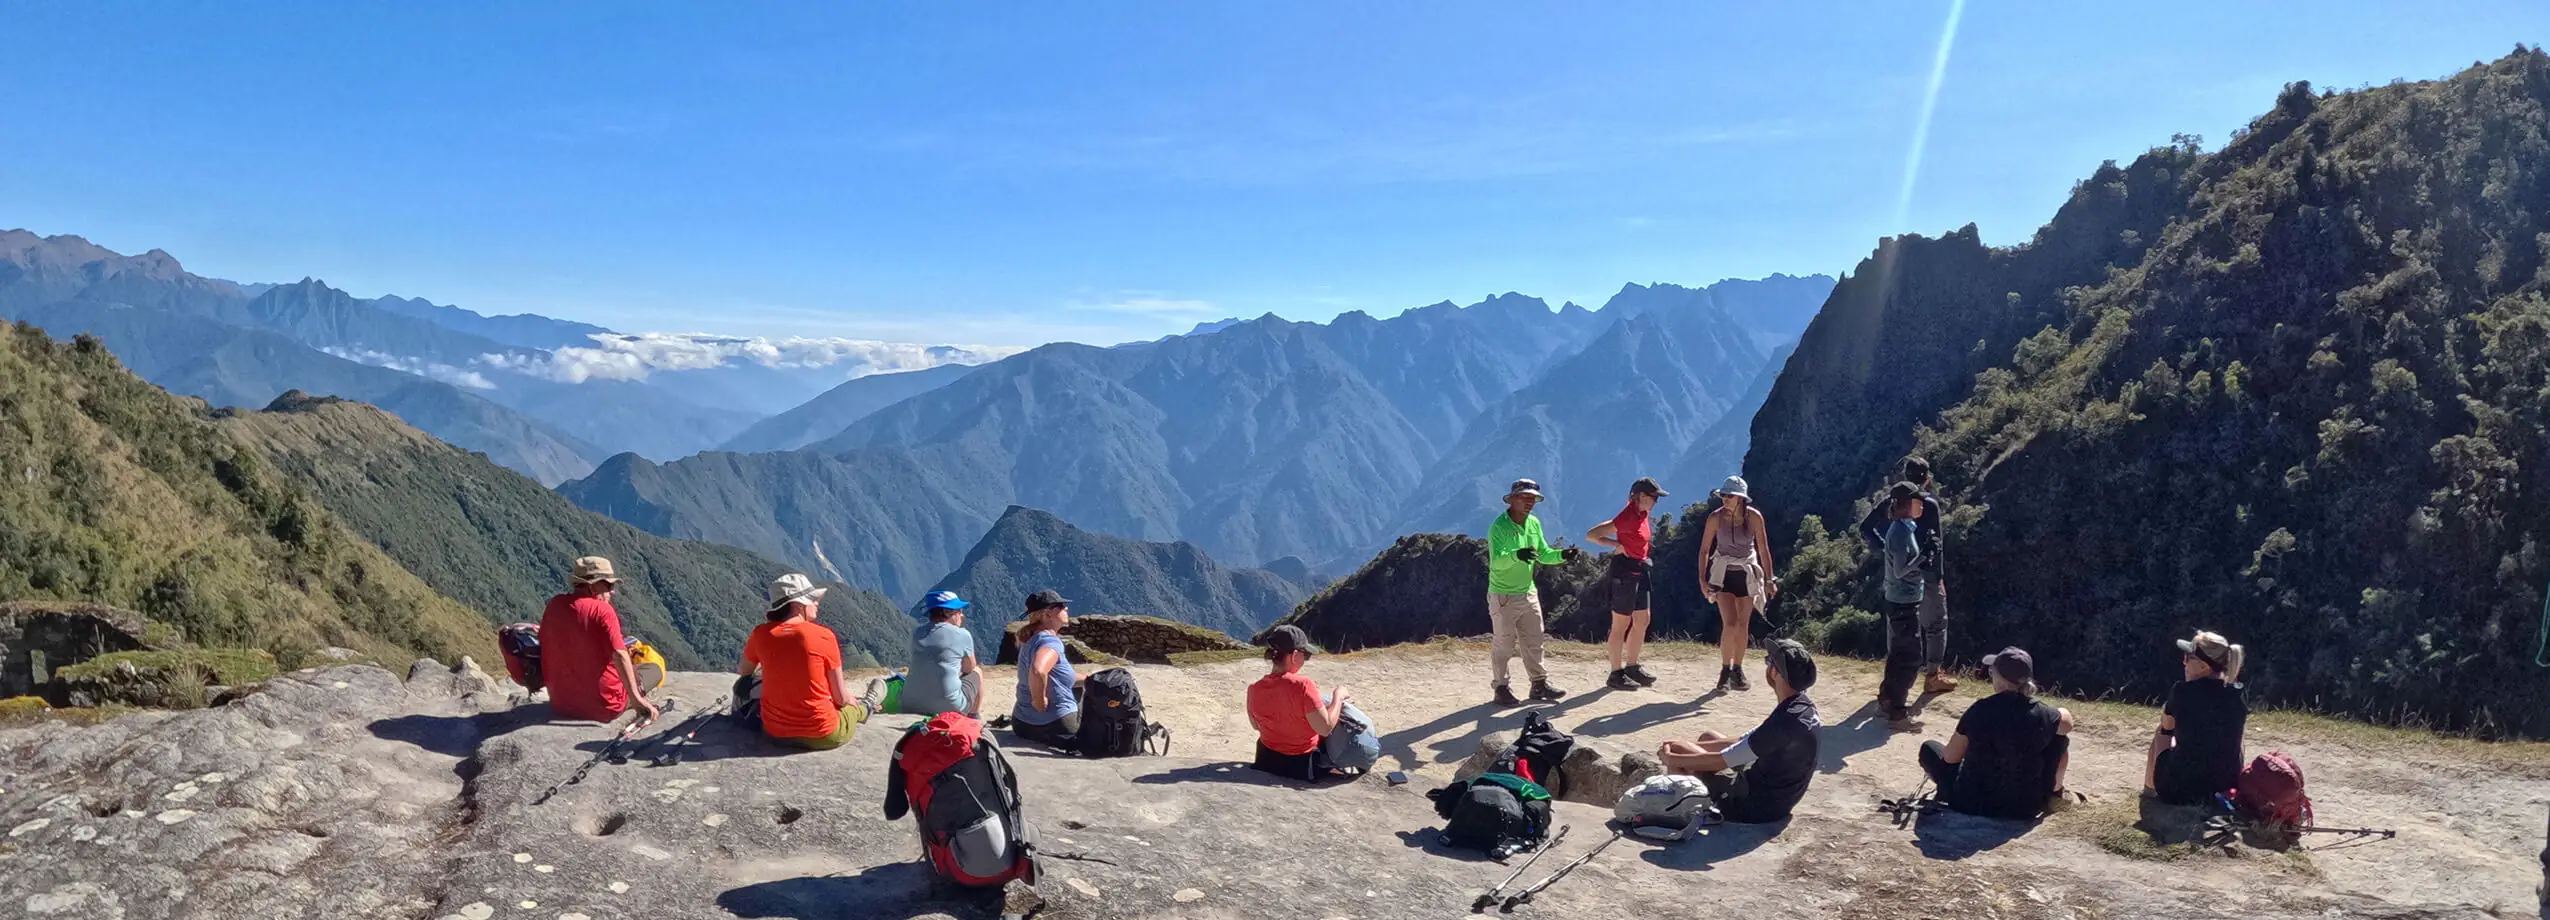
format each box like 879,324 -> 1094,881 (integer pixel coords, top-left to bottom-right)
476,332 -> 1025,384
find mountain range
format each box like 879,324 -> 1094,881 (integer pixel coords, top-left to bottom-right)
561,277 -> 1834,602
1745,52 -> 2550,736
918,506 -> 1310,654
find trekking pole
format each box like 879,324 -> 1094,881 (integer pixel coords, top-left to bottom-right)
649,694 -> 731,768
1472,824 -> 1570,912
615,702 -> 716,765
1500,828 -> 1625,912
1877,776 -> 1936,829
531,700 -> 678,806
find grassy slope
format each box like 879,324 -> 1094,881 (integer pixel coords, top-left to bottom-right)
223,395 -> 911,668
0,322 -> 492,665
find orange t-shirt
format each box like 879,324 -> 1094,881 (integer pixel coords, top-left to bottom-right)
744,619 -> 844,739
1247,671 -> 1326,756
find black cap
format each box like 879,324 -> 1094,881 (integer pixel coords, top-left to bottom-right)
1763,639 -> 1817,692
1984,647 -> 2035,685
1024,589 -> 1072,613
1630,477 -> 1669,498
1263,624 -> 1314,655
1888,481 -> 1922,503
1902,455 -> 1932,483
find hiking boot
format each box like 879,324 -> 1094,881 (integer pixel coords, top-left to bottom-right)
1728,666 -> 1752,692
1606,669 -> 1640,691
1493,683 -> 1523,707
1924,670 -> 1961,694
1713,666 -> 1734,692
1528,679 -> 1568,702
1624,663 -> 1659,687
1883,707 -> 1925,732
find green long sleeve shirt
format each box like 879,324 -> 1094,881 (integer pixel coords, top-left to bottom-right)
1487,511 -> 1565,595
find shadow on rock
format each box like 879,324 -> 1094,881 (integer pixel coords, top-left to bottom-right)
1815,699 -> 1894,775
1390,696 -> 1605,772
1576,698 -> 1705,739
569,716 -> 797,764
367,709 -> 538,758
1911,810 -> 2036,860
717,863 -> 1000,920
1131,761 -> 1302,788
1394,827 -> 1503,863
1637,820 -> 1785,871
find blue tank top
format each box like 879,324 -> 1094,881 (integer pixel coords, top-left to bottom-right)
1013,631 -> 1078,725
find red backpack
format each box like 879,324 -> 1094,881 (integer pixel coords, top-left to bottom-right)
884,712 -> 1039,887
2231,751 -> 2313,828
496,623 -> 543,693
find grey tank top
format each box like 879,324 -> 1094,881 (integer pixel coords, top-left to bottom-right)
1713,510 -> 1758,558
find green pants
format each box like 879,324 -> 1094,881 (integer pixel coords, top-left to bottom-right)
771,703 -> 870,751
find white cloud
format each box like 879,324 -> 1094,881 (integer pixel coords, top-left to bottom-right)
321,347 -> 497,390
477,332 -> 1025,384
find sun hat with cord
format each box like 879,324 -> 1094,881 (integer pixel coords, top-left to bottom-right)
1715,475 -> 1751,501
766,572 -> 828,613
1505,478 -> 1545,500
570,556 -> 620,587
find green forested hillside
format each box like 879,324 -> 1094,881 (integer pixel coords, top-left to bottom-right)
1749,51 -> 2550,736
1274,533 -> 1605,652
223,395 -> 912,668
0,322 -> 492,665
924,506 -> 1306,654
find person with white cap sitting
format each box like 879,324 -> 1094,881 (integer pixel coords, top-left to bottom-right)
736,573 -> 876,750
1918,646 -> 2073,819
538,555 -> 662,727
903,590 -> 981,717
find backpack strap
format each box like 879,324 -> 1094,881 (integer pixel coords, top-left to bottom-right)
884,729 -> 916,820
1143,723 -> 1173,757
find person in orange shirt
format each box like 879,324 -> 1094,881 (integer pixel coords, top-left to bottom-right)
737,573 -> 876,751
1246,625 -> 1351,782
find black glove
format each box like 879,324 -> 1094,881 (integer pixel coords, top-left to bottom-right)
1516,547 -> 1538,563
1560,547 -> 1582,563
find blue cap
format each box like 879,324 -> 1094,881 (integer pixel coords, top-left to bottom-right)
922,590 -> 969,612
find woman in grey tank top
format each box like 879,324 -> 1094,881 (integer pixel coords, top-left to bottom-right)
1699,476 -> 1778,692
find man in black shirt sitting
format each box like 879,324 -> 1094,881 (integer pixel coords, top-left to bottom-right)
1657,639 -> 1822,824
1917,647 -> 2072,819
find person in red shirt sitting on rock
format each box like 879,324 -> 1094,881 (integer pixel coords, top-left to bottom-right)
1246,625 -> 1352,783
539,556 -> 662,728
737,573 -> 877,751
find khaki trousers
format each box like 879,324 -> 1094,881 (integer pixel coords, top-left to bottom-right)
1488,592 -> 1548,686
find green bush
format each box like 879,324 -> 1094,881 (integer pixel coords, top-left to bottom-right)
52,648 -> 278,710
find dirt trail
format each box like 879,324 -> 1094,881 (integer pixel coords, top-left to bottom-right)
1069,639 -> 2549,917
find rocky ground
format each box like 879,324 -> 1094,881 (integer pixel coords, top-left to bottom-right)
1,641 -> 2542,920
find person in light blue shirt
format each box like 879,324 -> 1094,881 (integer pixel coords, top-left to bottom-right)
1879,482 -> 1929,730
1011,589 -> 1081,751
903,590 -> 980,717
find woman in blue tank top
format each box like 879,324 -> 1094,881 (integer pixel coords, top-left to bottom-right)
1012,589 -> 1081,750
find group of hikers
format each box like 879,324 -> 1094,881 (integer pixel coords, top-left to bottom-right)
1469,462 -> 2252,826
519,455 -> 2256,839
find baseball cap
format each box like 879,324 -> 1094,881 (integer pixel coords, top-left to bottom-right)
1888,481 -> 1922,503
2176,630 -> 2235,671
766,573 -> 828,612
1630,477 -> 1669,498
1025,589 -> 1073,613
1983,647 -> 2035,685
922,590 -> 970,612
1262,624 -> 1314,656
1762,639 -> 1817,692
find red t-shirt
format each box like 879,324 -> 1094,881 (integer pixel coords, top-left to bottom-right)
1612,502 -> 1653,561
539,593 -> 630,722
1247,671 -> 1326,756
744,619 -> 844,739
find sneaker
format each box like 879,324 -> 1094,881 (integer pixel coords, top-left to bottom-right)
1729,667 -> 1752,692
1529,679 -> 1568,702
1606,669 -> 1640,691
1624,663 -> 1658,687
1924,671 -> 1962,694
1493,684 -> 1523,707
859,677 -> 887,713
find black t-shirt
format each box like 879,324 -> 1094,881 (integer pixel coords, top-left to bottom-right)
1949,691 -> 2063,818
1729,692 -> 1821,822
2160,678 -> 2248,803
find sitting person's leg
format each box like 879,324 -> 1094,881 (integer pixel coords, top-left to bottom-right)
1013,711 -> 1083,751
1250,741 -> 1319,782
1918,740 -> 1961,790
959,670 -> 983,716
2039,734 -> 2073,799
1657,730 -> 1738,774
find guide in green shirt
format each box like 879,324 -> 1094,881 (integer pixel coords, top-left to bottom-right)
1482,478 -> 1570,706
1487,502 -> 1566,595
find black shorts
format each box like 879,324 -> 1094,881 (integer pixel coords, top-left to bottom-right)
1605,555 -> 1652,614
1712,568 -> 1750,598
1251,740 -> 1339,783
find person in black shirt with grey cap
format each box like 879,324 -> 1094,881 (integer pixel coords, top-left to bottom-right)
1656,639 -> 1822,824
1918,646 -> 2074,819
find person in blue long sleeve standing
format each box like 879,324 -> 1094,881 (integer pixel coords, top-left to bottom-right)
1860,456 -> 1957,694
1878,482 -> 1929,731
1486,479 -> 1571,708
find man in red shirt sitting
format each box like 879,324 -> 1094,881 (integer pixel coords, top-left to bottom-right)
737,573 -> 874,751
1246,625 -> 1351,782
539,556 -> 661,727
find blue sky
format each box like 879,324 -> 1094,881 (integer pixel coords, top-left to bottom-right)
5,2 -> 2543,346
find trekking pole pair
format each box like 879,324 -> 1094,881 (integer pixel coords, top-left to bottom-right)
1472,825 -> 1570,912
1877,775 -> 1938,829
618,694 -> 730,768
1498,827 -> 1626,912
533,699 -> 681,805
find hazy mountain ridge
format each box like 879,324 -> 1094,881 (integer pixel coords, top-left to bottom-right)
920,506 -> 1308,654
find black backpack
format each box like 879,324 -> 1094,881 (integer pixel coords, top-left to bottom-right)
1492,711 -> 1575,799
1076,668 -> 1171,758
1428,772 -> 1553,859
